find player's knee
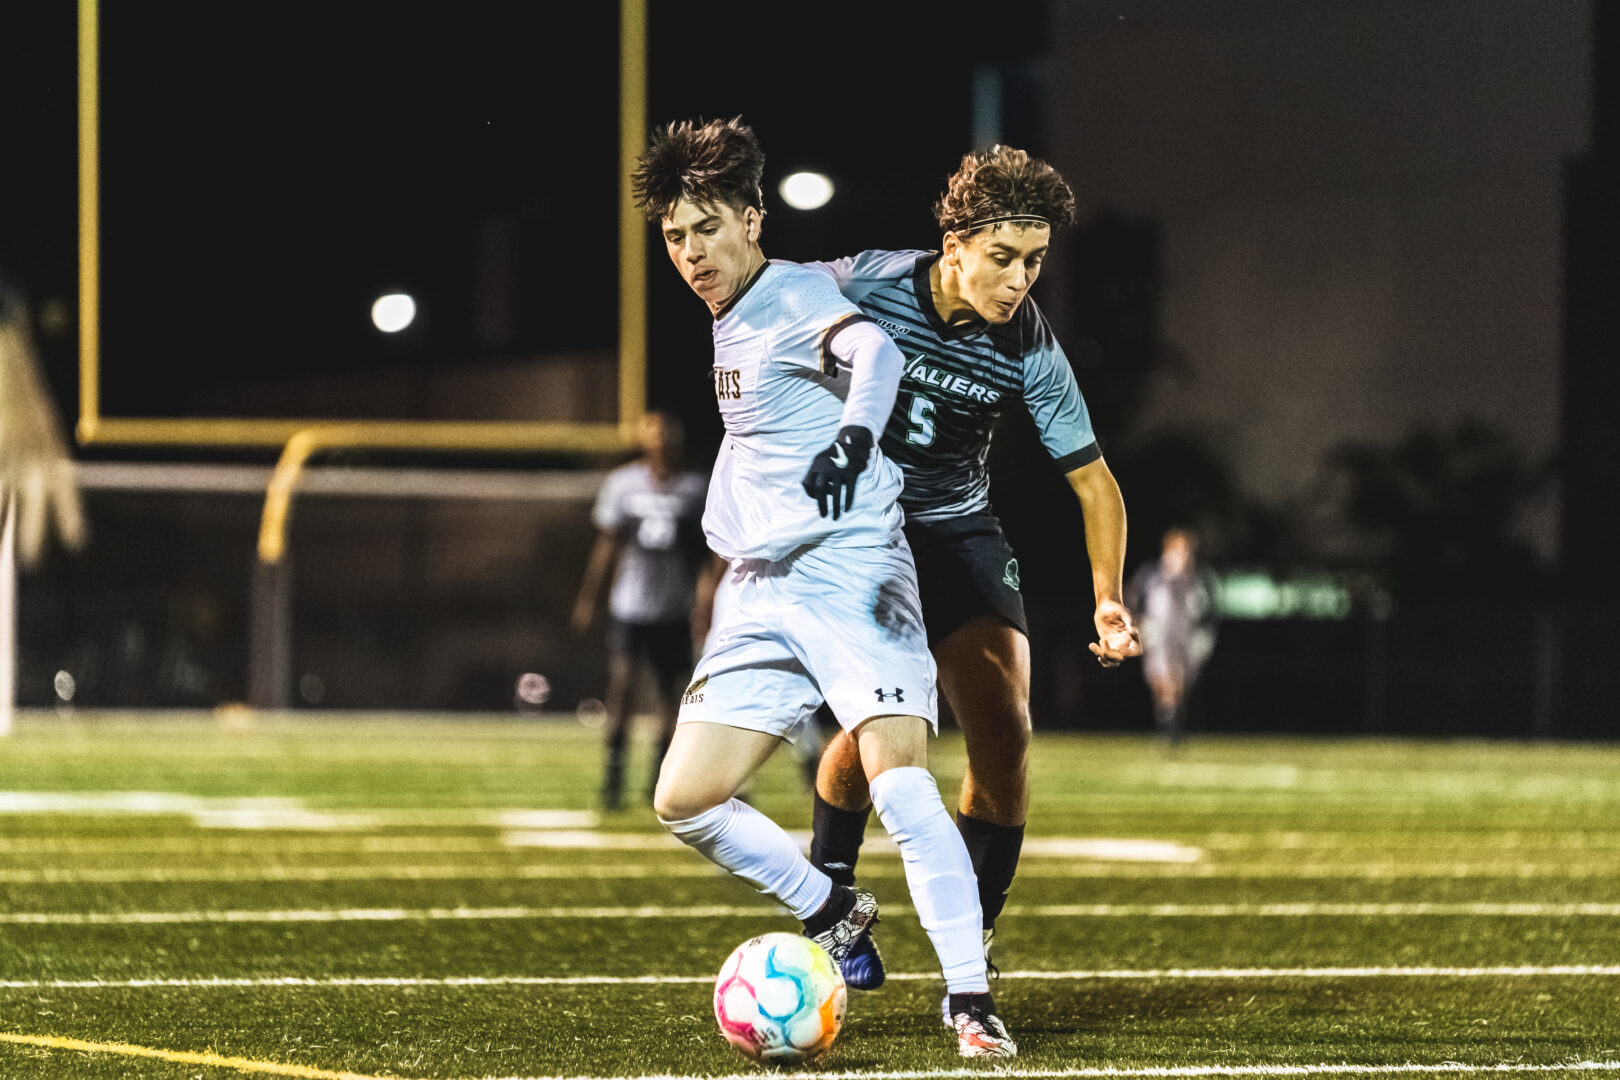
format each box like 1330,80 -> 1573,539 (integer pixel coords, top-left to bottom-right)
962,702 -> 1031,761
852,714 -> 930,780
652,780 -> 720,824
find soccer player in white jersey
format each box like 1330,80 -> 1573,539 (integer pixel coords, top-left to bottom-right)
803,147 -> 1143,1006
632,117 -> 1016,1057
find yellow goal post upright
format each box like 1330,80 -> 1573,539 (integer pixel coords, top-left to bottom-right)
72,0 -> 652,711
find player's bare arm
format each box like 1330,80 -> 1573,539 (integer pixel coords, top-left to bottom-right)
1065,456 -> 1142,667
0,289 -> 86,568
690,550 -> 729,647
570,529 -> 623,635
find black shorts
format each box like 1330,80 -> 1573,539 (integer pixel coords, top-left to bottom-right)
607,619 -> 693,686
903,512 -> 1029,647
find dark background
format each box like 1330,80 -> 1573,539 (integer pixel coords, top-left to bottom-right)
2,2 -> 1613,737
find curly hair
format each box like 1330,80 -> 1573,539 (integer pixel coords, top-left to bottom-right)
631,117 -> 767,223
933,145 -> 1076,237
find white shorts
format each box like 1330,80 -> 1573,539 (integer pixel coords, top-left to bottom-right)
681,537 -> 939,741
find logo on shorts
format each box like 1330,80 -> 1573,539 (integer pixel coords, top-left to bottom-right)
681,675 -> 708,706
874,687 -> 905,703
1003,558 -> 1021,591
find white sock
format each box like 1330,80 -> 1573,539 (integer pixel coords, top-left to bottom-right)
868,765 -> 988,993
660,799 -> 833,920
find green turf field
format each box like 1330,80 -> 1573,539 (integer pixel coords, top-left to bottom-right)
0,712 -> 1616,1079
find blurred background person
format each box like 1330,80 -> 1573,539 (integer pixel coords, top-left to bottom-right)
571,410 -> 709,809
1,266 -> 85,570
1126,526 -> 1220,747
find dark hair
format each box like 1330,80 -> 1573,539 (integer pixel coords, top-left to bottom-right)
1164,526 -> 1199,550
933,145 -> 1076,237
631,117 -> 767,223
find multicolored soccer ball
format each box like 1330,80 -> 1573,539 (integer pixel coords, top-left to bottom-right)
713,932 -> 847,1065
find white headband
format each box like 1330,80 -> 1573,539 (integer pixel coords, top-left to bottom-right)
949,214 -> 1051,234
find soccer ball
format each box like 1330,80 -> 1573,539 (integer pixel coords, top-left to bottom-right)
713,932 -> 847,1065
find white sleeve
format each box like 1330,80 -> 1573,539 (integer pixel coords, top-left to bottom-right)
590,468 -> 623,530
826,319 -> 902,439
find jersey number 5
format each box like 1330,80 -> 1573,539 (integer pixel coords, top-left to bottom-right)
905,393 -> 936,447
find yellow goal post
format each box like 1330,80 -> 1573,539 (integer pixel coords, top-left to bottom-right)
75,0 -> 649,457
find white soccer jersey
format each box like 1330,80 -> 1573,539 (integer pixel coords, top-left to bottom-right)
704,259 -> 905,562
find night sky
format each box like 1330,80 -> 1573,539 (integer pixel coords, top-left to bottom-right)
2,3 -> 1042,441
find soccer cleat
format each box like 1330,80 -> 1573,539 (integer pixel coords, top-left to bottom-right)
806,886 -> 885,990
840,927 -> 886,990
952,1002 -> 1018,1058
940,928 -> 1000,1028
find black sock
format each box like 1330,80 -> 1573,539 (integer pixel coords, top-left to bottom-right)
602,751 -> 625,795
956,813 -> 1025,928
801,883 -> 854,937
810,792 -> 871,887
948,990 -> 996,1017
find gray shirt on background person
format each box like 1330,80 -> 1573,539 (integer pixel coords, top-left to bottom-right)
592,462 -> 709,626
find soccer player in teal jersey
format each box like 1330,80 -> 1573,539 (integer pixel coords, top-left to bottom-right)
634,118 -> 1016,1057
805,146 -> 1143,1001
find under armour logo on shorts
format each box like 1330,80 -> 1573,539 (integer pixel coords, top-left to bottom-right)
874,687 -> 905,703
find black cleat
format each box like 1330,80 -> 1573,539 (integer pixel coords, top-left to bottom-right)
806,887 -> 885,990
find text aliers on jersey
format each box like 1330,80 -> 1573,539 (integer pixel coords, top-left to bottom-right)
903,354 -> 1002,404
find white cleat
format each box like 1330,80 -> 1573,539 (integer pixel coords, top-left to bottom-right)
952,1003 -> 1018,1059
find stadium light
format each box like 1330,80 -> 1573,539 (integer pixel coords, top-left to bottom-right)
370,293 -> 417,333
779,172 -> 834,211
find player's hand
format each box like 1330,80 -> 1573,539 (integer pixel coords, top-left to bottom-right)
2,313 -> 87,568
800,425 -> 873,520
0,459 -> 85,569
1090,599 -> 1141,668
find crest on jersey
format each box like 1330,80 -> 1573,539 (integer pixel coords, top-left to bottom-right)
1003,559 -> 1021,591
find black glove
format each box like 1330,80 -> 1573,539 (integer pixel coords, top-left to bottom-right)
801,425 -> 874,520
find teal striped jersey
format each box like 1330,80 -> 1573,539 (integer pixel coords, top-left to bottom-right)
808,250 -> 1101,523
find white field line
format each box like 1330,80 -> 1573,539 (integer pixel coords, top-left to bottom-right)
0,864 -> 729,884
3,862 -> 1617,885
1194,831 -> 1620,852
4,966 -> 1620,990
496,833 -> 1207,862
0,793 -> 599,831
2,833 -> 1617,856
4,1032 -> 1616,1080
1003,903 -> 1620,917
5,902 -> 1620,926
485,1064 -> 1620,1080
